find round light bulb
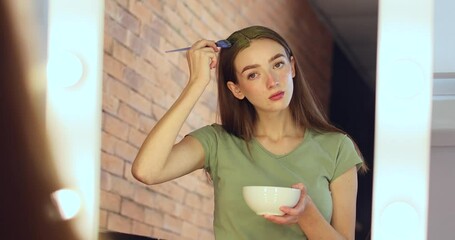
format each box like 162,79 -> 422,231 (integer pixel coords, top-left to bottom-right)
379,201 -> 419,240
51,188 -> 82,220
47,51 -> 84,88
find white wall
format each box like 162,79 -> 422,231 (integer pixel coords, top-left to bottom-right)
428,1 -> 455,238
428,145 -> 455,239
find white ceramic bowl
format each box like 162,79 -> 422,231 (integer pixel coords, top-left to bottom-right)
242,186 -> 301,216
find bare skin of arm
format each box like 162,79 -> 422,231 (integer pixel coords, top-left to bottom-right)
265,167 -> 358,240
131,40 -> 218,185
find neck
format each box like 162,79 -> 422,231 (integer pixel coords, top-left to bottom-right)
254,109 -> 304,141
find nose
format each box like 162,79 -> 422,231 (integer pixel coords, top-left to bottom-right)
266,72 -> 278,89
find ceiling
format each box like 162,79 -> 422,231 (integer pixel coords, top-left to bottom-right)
309,0 -> 379,89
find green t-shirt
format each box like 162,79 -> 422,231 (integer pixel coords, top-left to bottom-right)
189,124 -> 362,239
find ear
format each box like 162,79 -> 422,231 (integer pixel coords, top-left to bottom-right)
226,81 -> 245,100
290,56 -> 296,78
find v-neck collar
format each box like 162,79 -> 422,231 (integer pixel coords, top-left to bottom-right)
251,128 -> 311,159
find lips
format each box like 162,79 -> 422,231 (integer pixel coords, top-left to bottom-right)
269,91 -> 285,101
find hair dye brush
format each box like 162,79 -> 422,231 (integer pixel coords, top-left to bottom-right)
165,39 -> 231,53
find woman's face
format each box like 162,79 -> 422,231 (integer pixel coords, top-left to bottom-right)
227,38 -> 295,114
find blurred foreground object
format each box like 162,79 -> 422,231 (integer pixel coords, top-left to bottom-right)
0,1 -> 78,239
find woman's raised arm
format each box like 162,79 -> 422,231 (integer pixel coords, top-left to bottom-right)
131,40 -> 218,185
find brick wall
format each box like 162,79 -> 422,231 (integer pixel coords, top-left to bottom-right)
100,0 -> 333,239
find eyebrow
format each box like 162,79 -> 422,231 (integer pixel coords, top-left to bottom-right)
240,53 -> 286,74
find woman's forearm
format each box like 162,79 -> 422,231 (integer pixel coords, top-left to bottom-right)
297,198 -> 348,240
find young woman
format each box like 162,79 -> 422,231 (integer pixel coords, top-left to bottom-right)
132,26 -> 365,240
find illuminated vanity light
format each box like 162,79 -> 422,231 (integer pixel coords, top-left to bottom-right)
51,188 -> 82,220
379,201 -> 419,240
47,51 -> 84,88
387,60 -> 426,99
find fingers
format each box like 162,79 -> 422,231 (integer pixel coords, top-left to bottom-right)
264,214 -> 298,225
292,183 -> 308,199
187,39 -> 219,69
209,55 -> 217,69
264,183 -> 310,225
291,182 -> 305,190
280,206 -> 295,215
190,39 -> 219,52
185,39 -> 220,85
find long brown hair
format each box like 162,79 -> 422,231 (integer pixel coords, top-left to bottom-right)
217,26 -> 367,172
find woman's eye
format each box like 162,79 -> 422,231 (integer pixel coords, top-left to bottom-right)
247,72 -> 259,80
274,61 -> 285,69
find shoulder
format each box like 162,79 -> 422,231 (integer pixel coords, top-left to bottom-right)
309,129 -> 363,179
188,123 -> 232,140
308,129 -> 349,147
306,129 -> 358,158
191,123 -> 225,134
